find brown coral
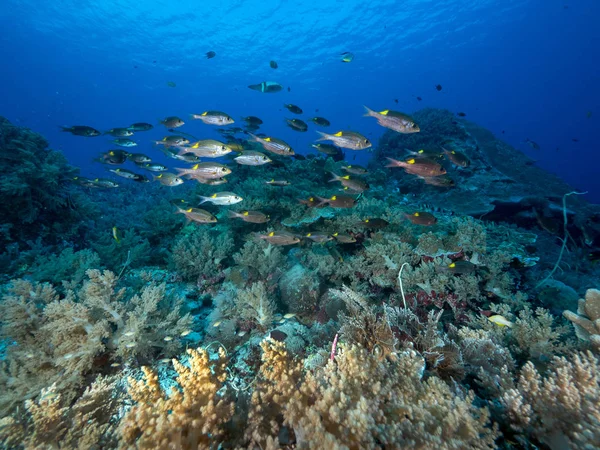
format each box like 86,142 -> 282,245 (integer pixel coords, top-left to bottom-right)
0,269 -> 192,416
0,376 -> 120,449
563,288 -> 600,350
248,338 -> 499,449
501,351 -> 600,449
118,347 -> 234,449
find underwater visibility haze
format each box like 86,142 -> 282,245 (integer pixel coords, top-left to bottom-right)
0,0 -> 600,448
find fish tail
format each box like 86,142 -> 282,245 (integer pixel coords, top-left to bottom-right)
385,157 -> 403,168
328,172 -> 341,183
198,196 -> 208,205
363,105 -> 376,117
315,131 -> 330,141
315,196 -> 329,207
247,132 -> 259,142
59,126 -> 71,132
227,210 -> 240,219
174,168 -> 188,177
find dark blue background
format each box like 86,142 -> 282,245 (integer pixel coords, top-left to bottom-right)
0,0 -> 598,200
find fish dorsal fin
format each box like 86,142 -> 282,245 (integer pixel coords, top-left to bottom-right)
201,112 -> 207,116
414,212 -> 419,216
268,231 -> 275,237
407,158 -> 416,164
309,197 -> 314,201
192,164 -> 199,169
334,131 -> 343,137
186,208 -> 193,212
264,137 -> 271,142
331,195 -> 337,200
418,149 -> 425,154
379,110 -> 389,115
192,142 -> 199,148
211,193 -> 217,198
306,233 -> 312,237
270,179 -> 274,182
333,232 -> 339,236
365,219 -> 370,223
94,178 -> 99,181
449,262 -> 456,268
243,211 -> 249,216
342,175 -> 350,180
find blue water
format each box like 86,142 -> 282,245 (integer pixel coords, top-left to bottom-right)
1,0 -> 599,199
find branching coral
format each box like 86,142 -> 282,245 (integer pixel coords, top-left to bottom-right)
118,347 -> 234,449
0,269 -> 192,415
501,351 -> 600,449
0,376 -> 120,449
248,338 -> 499,449
169,226 -> 234,284
333,286 -> 396,358
563,288 -> 600,350
29,247 -> 101,290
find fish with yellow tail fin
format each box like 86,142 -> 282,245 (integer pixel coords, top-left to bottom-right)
403,211 -> 437,226
228,210 -> 270,224
190,111 -> 234,126
488,315 -> 514,328
363,106 -> 420,134
175,206 -> 217,224
316,194 -> 357,208
198,192 -> 243,206
316,130 -> 371,150
441,146 -> 470,168
257,231 -> 300,246
386,157 -> 446,177
112,227 -> 121,244
248,133 -> 294,156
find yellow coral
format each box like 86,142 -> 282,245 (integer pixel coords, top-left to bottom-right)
248,338 -> 498,449
119,347 -> 234,449
502,351 -> 600,449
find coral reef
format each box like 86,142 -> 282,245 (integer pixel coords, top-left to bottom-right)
0,117 -> 80,248
0,269 -> 191,416
1,110 -> 599,449
119,347 -> 234,449
502,351 -> 600,449
563,288 -> 600,350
